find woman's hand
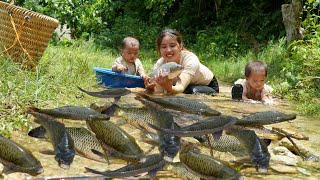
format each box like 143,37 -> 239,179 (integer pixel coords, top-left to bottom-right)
155,69 -> 173,93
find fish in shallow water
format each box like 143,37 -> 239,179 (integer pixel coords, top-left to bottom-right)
86,120 -> 144,163
0,135 -> 43,175
26,110 -> 75,169
104,104 -> 181,162
148,115 -> 237,137
103,104 -> 160,134
27,105 -> 110,121
85,154 -> 165,178
28,126 -> 107,163
77,86 -> 131,103
236,111 -> 296,126
164,162 -> 201,180
179,143 -> 242,179
135,93 -> 221,116
225,125 -> 270,172
150,62 -> 183,80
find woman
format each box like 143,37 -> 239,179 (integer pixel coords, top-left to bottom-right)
145,28 -> 219,94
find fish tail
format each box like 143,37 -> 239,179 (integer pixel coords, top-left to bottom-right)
26,105 -> 40,114
77,86 -> 88,93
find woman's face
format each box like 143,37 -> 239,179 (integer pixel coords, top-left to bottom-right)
159,35 -> 181,63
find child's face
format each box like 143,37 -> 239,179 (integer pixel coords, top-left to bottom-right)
246,69 -> 266,91
159,35 -> 181,63
121,45 -> 139,63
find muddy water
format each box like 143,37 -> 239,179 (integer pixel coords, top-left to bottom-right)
4,85 -> 320,180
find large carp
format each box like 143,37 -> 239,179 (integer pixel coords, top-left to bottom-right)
27,110 -> 76,169
27,105 -> 110,121
179,143 -> 242,179
236,111 -> 296,126
0,135 -> 43,175
226,125 -> 270,172
85,154 -> 165,178
150,62 -> 183,80
86,120 -> 144,162
148,116 -> 237,137
28,126 -> 107,163
135,93 -> 221,116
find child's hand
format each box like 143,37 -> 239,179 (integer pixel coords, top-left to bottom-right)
144,77 -> 156,91
116,64 -> 128,72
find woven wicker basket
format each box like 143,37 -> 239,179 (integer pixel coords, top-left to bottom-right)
0,1 -> 59,68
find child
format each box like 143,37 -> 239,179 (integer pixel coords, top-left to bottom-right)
112,37 -> 147,79
234,60 -> 274,104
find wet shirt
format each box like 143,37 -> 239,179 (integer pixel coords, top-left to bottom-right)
153,50 -> 214,92
235,79 -> 273,101
112,56 -> 145,76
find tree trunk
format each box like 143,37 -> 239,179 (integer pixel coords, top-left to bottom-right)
281,0 -> 303,44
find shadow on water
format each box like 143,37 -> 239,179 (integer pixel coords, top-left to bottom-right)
4,85 -> 320,180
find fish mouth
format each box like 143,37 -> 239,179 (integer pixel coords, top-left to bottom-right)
163,155 -> 174,162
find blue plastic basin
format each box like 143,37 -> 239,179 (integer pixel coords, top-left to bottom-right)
93,67 -> 145,88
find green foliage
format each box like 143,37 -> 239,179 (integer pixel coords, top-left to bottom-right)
94,16 -> 161,50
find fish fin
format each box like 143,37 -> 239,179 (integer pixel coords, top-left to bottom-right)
212,130 -> 223,141
39,149 -> 55,155
147,123 -> 166,133
101,104 -> 119,116
91,149 -> 110,165
113,96 -> 121,103
261,139 -> 272,147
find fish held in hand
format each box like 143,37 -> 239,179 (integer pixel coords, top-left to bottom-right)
27,105 -> 110,121
85,154 -> 165,178
236,111 -> 296,126
0,135 -> 43,175
150,62 -> 183,80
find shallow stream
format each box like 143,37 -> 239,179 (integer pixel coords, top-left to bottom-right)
3,85 -> 320,180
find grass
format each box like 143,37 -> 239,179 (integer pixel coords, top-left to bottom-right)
0,37 -> 319,137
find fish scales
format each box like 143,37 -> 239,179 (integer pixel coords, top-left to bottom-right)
237,111 -> 296,126
0,136 -> 43,175
86,154 -> 165,178
86,120 -> 144,161
164,162 -> 201,180
28,105 -> 110,121
28,126 -> 106,163
65,127 -> 107,163
136,94 -> 221,116
179,150 -> 241,179
28,111 -> 76,169
113,105 -> 159,134
200,134 -> 244,152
